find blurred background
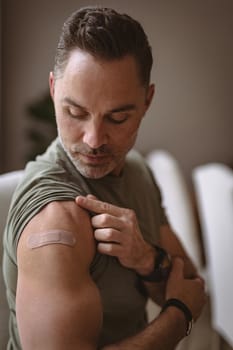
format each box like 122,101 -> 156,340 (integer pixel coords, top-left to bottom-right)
1,1 -> 233,349
1,0 -> 232,183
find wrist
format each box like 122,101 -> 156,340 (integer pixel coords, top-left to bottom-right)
137,244 -> 172,282
160,298 -> 193,336
160,304 -> 187,338
135,244 -> 156,276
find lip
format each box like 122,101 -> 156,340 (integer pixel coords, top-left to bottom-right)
80,153 -> 110,165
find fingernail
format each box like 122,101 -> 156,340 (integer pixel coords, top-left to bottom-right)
76,196 -> 84,202
87,194 -> 97,199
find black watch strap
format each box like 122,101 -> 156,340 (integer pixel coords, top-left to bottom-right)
137,244 -> 171,282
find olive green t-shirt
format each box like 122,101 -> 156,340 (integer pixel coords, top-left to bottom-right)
3,138 -> 167,349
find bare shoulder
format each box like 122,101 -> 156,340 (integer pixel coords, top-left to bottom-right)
17,200 -> 96,273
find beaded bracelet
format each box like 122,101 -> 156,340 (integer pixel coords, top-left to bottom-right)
161,298 -> 193,336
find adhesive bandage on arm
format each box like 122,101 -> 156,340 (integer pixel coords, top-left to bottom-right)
27,230 -> 77,249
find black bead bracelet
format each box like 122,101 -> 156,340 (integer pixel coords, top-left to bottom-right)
161,298 -> 193,336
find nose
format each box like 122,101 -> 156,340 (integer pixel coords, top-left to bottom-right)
82,119 -> 108,149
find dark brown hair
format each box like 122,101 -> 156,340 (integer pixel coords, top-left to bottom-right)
54,6 -> 153,86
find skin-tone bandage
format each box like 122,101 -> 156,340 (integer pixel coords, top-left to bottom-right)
27,230 -> 77,249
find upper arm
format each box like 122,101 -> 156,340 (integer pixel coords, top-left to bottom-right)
159,224 -> 187,256
16,200 -> 102,350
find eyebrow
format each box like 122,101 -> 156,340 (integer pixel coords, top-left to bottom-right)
62,97 -> 87,111
62,97 -> 137,114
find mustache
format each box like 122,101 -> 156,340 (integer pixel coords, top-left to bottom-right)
70,144 -> 111,156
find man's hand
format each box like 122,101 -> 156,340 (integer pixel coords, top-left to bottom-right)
76,195 -> 155,275
166,257 -> 206,321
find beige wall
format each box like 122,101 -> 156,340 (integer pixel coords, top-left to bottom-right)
1,0 -> 233,181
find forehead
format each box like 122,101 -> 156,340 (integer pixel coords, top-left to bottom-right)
60,49 -> 143,91
54,49 -> 147,112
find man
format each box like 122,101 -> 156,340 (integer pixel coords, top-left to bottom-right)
3,6 -> 206,349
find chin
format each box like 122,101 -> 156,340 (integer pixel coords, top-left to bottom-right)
72,160 -> 116,179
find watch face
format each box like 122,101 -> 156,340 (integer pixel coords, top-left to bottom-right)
161,253 -> 172,269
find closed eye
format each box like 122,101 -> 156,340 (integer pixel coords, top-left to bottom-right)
106,114 -> 129,124
67,107 -> 88,120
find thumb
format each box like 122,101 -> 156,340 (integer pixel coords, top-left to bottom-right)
170,257 -> 184,281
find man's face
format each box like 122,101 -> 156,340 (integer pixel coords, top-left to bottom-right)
50,49 -> 154,179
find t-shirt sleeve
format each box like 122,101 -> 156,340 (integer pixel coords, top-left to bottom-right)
146,165 -> 169,226
4,177 -> 84,263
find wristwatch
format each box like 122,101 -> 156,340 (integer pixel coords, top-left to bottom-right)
138,244 -> 172,282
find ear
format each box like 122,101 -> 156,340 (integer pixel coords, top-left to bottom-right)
145,84 -> 155,111
49,71 -> 55,100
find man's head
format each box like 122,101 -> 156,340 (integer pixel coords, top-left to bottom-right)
50,6 -> 154,179
54,6 -> 153,87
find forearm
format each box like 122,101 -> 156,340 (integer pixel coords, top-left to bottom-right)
141,256 -> 198,304
102,306 -> 186,350
136,230 -> 199,304
103,261 -> 205,350
138,251 -> 199,306
144,281 -> 166,306
159,225 -> 199,279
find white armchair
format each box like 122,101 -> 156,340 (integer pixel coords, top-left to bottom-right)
193,163 -> 233,348
0,170 -> 24,349
146,150 -> 203,270
146,150 -> 215,350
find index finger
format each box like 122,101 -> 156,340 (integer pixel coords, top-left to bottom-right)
75,196 -> 123,216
